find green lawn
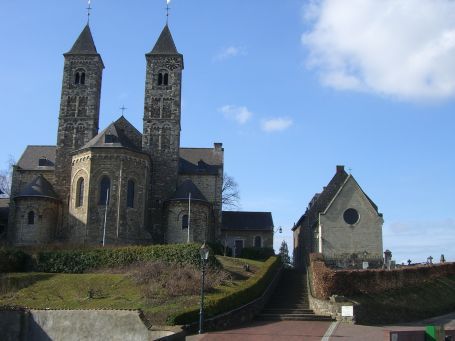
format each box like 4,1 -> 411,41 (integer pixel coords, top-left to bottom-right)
0,256 -> 267,325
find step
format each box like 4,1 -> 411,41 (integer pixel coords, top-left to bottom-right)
262,309 -> 314,314
256,314 -> 334,321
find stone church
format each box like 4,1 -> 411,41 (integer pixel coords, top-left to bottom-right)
293,166 -> 384,268
7,23 -> 227,246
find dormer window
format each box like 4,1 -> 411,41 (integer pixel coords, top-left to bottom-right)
157,71 -> 169,86
104,134 -> 117,143
38,157 -> 53,167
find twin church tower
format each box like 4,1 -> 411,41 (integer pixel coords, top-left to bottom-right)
8,23 -> 224,245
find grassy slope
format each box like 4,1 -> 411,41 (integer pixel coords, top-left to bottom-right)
0,256 -> 265,324
352,275 -> 455,325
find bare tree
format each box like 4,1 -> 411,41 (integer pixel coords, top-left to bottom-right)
222,173 -> 240,210
0,156 -> 14,197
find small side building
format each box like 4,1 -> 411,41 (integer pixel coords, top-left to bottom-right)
293,165 -> 383,269
221,211 -> 274,257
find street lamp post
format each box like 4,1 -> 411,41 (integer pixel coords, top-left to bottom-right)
199,243 -> 209,334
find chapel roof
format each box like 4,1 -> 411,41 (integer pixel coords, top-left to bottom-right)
16,146 -> 56,171
148,24 -> 180,55
168,179 -> 208,202
15,175 -> 59,200
80,116 -> 143,152
222,211 -> 274,231
292,165 -> 380,230
66,24 -> 99,55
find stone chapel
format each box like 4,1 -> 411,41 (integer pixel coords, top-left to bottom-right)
7,23 -> 225,246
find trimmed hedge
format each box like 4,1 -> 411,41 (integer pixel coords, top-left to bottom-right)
239,247 -> 275,261
0,248 -> 28,273
33,244 -> 219,274
166,256 -> 281,325
309,253 -> 455,299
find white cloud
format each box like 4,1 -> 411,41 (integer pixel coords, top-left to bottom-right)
218,105 -> 252,124
261,117 -> 293,132
302,0 -> 455,100
214,46 -> 246,61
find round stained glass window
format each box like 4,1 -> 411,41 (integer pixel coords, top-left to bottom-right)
343,208 -> 359,225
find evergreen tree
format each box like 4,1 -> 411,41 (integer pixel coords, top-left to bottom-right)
279,240 -> 291,266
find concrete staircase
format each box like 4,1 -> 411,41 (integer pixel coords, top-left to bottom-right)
257,269 -> 333,321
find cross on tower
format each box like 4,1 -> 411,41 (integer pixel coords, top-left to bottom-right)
120,105 -> 127,116
87,0 -> 92,24
166,4 -> 170,24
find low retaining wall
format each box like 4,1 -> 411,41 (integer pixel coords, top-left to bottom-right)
0,309 -> 184,341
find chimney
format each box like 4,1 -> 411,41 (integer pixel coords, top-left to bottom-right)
214,142 -> 223,151
336,165 -> 345,173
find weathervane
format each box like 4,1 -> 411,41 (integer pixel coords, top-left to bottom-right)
87,0 -> 92,24
120,105 -> 127,116
166,0 -> 171,24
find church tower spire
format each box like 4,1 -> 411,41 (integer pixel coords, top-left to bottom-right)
143,24 -> 184,242
54,24 -> 104,235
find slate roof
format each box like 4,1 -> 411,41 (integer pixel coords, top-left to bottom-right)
80,116 -> 143,152
168,180 -> 208,202
149,24 -> 180,55
179,148 -> 223,175
17,146 -> 56,171
222,211 -> 274,231
66,25 -> 98,55
292,166 -> 380,231
15,175 -> 59,200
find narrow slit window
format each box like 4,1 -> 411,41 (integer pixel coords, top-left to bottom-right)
127,180 -> 135,208
163,73 -> 169,85
80,72 -> 86,85
75,72 -> 80,84
158,73 -> 163,86
76,177 -> 84,207
182,215 -> 189,229
28,211 -> 35,225
99,176 -> 111,205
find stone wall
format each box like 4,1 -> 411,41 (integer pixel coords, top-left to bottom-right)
222,230 -> 273,256
12,197 -> 59,245
165,200 -> 211,243
7,168 -> 56,243
69,149 -> 150,245
319,177 -> 383,264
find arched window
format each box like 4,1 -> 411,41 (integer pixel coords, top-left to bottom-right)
99,176 -> 111,205
76,177 -> 84,207
75,72 -> 80,84
75,70 -> 86,85
182,215 -> 189,229
163,73 -> 169,85
80,72 -> 86,85
158,73 -> 163,86
127,180 -> 135,208
28,211 -> 35,225
254,236 -> 262,248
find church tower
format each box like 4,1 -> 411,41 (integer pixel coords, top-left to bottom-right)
55,24 -> 104,234
143,25 -> 184,241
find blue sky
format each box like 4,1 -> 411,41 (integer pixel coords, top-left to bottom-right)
1,0 -> 454,263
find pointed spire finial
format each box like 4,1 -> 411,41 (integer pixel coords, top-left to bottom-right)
87,0 -> 92,24
166,0 -> 171,24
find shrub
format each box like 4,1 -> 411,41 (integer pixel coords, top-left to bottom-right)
166,256 -> 281,325
33,244 -> 220,274
239,247 -> 275,261
129,261 -> 230,297
0,248 -> 29,273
